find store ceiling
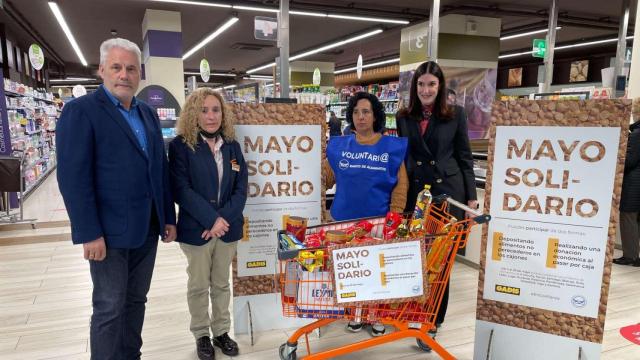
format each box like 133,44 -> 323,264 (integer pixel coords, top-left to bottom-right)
0,0 -> 635,82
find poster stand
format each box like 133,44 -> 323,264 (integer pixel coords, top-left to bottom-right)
473,99 -> 632,360
484,328 -> 494,360
229,103 -> 326,335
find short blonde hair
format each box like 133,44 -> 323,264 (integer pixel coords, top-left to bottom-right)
176,88 -> 236,150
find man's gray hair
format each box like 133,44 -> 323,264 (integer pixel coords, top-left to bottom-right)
99,38 -> 142,66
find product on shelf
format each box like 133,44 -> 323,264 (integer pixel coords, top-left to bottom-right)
3,78 -> 60,196
156,107 -> 177,120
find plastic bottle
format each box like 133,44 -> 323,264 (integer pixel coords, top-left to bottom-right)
410,184 -> 432,234
426,219 -> 456,283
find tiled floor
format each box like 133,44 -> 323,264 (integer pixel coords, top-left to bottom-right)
21,170 -> 69,223
1,173 -> 639,359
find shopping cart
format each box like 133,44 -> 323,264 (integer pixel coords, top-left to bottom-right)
277,195 -> 490,360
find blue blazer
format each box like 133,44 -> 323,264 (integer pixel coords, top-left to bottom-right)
168,135 -> 248,245
56,87 -> 176,248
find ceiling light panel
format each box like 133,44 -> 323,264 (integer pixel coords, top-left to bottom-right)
148,0 -> 231,8
498,36 -> 634,59
146,0 -> 409,24
327,14 -> 409,25
182,17 -> 239,60
289,10 -> 326,17
232,5 -> 279,13
247,29 -> 383,74
48,2 -> 88,66
334,58 -> 400,74
289,29 -> 383,61
500,27 -> 562,41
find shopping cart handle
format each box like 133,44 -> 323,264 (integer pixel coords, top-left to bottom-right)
432,194 -> 491,224
473,214 -> 492,224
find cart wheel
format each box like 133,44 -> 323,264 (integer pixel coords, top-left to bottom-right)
279,343 -> 297,360
416,338 -> 432,352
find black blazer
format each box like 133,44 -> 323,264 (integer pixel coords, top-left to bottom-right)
169,135 -> 248,245
397,106 -> 477,217
621,126 -> 640,212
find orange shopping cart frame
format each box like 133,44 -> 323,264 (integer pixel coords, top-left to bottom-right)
277,195 -> 491,360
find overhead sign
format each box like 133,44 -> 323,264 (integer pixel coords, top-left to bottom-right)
254,16 -> 278,41
532,38 -> 547,58
312,67 -> 321,86
28,44 -> 44,70
72,85 -> 87,98
200,59 -> 210,83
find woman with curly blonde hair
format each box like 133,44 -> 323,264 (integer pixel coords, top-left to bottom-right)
169,87 -> 248,359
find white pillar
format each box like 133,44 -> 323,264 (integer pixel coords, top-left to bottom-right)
627,1 -> 640,98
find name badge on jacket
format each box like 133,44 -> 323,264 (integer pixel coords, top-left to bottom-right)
231,159 -> 240,172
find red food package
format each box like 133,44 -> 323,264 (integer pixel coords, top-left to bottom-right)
350,236 -> 376,245
304,229 -> 325,248
345,220 -> 374,240
383,212 -> 402,240
304,234 -> 323,248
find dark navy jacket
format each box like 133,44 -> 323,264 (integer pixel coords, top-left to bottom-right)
56,86 -> 176,248
168,135 -> 248,245
621,125 -> 640,212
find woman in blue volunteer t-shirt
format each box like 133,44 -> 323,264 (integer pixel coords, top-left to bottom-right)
323,91 -> 409,336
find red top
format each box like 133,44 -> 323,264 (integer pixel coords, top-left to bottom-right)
419,104 -> 434,136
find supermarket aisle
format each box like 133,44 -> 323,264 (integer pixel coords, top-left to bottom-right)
21,170 -> 68,223
0,171 -> 70,246
0,237 -> 639,359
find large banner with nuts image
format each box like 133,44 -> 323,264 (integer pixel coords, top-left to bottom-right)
473,99 -> 632,360
229,104 -> 326,334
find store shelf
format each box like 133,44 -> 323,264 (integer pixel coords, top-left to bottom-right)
22,164 -> 57,199
5,89 -> 56,104
328,98 -> 397,106
4,90 -> 26,98
4,82 -> 60,203
11,135 -> 31,143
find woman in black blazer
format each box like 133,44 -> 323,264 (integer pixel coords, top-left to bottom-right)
169,88 -> 248,359
615,121 -> 640,266
396,61 -> 478,344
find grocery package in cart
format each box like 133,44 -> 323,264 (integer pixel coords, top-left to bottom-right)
276,194 -> 490,360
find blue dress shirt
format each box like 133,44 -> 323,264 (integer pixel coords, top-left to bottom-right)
101,85 -> 148,155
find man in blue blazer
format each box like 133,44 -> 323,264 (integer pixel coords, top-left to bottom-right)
56,38 -> 176,360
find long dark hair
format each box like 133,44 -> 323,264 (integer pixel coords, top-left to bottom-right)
403,61 -> 453,120
345,92 -> 386,132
